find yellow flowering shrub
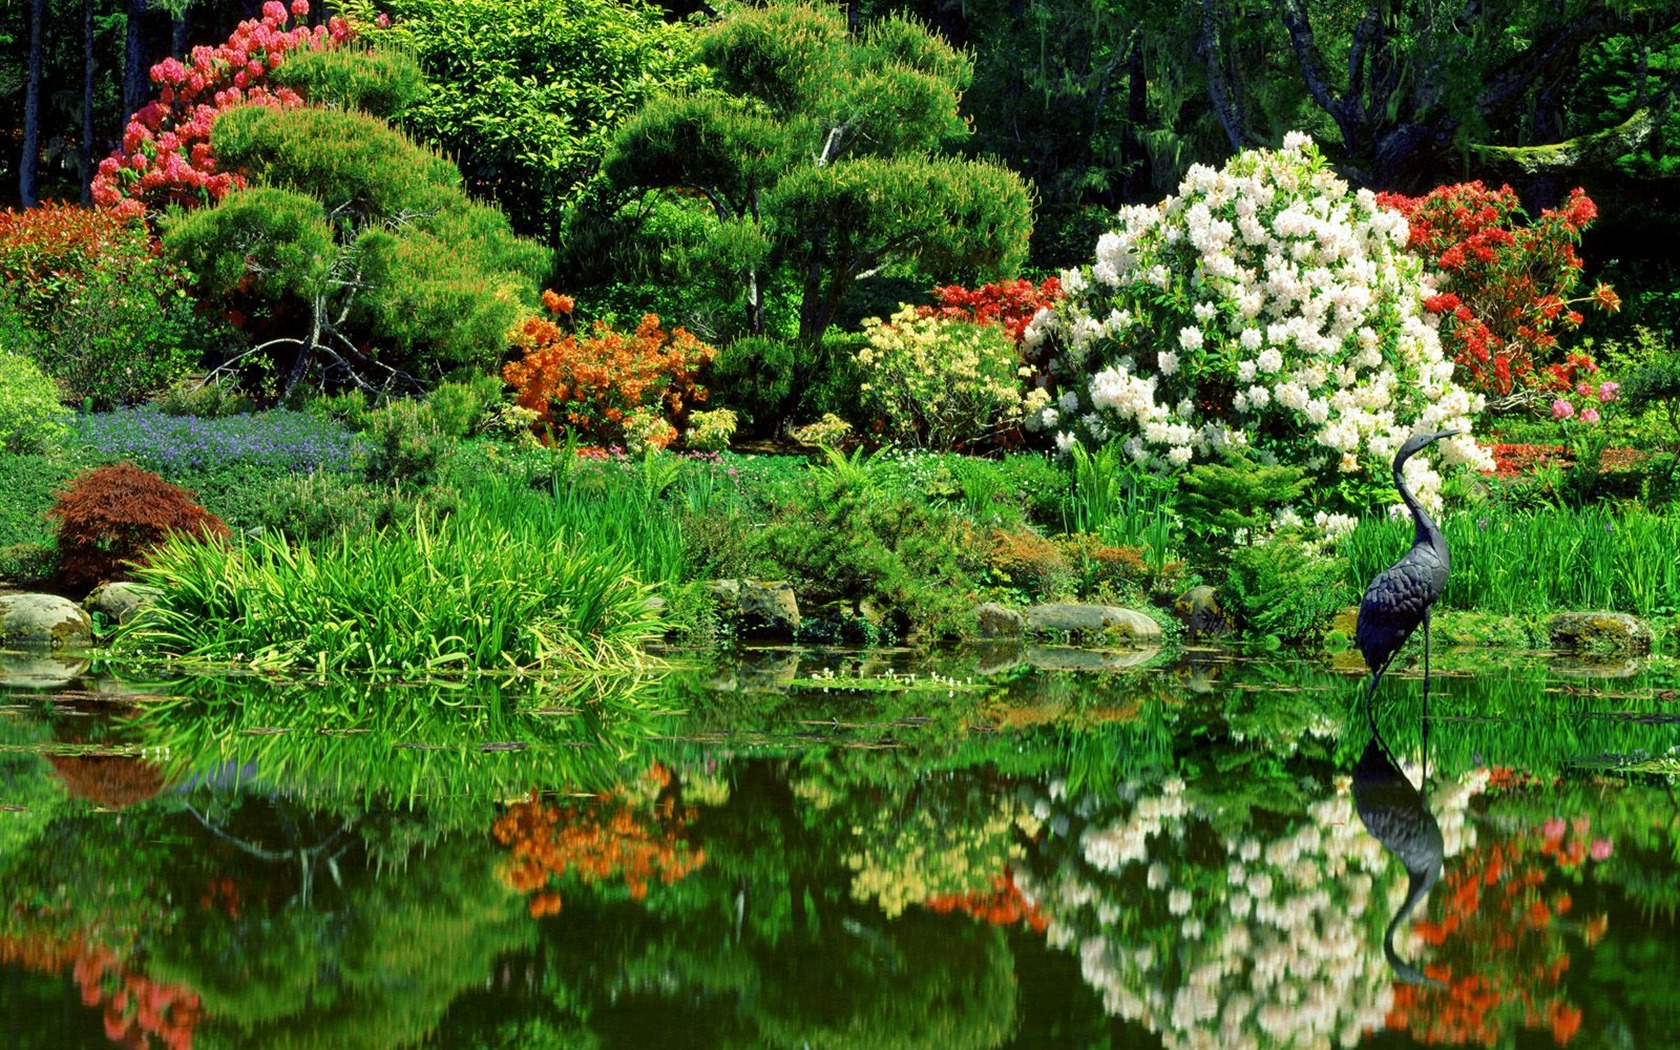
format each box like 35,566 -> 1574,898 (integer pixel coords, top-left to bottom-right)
856,306 -> 1025,450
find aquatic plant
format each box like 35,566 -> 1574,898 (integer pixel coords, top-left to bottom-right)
114,497 -> 660,675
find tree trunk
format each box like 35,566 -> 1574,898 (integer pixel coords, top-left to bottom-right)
173,4 -> 191,57
20,0 -> 45,207
82,0 -> 96,205
123,0 -> 152,126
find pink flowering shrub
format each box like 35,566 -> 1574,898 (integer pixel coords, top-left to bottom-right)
92,1 -> 356,219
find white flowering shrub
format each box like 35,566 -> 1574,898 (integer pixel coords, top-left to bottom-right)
1017,767 -> 1489,1050
1023,133 -> 1493,515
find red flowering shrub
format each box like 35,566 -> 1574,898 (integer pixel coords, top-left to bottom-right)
1376,183 -> 1619,406
920,277 -> 1062,347
922,867 -> 1048,930
92,0 -> 356,219
0,203 -> 205,406
49,462 -> 230,591
503,291 -> 715,451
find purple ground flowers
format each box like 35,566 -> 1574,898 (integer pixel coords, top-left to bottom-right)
73,407 -> 366,474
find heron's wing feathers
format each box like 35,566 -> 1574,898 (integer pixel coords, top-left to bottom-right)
1356,554 -> 1440,674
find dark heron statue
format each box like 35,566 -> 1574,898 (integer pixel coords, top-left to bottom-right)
1352,732 -> 1446,988
1356,429 -> 1461,721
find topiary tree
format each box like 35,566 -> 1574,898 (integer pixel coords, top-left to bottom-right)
161,102 -> 550,396
589,0 -> 1034,346
0,349 -> 69,454
48,461 -> 229,592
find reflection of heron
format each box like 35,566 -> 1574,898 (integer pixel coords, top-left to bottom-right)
1353,734 -> 1445,988
1357,429 -> 1460,721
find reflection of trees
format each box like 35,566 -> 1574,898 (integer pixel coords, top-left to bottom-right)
145,826 -> 532,1050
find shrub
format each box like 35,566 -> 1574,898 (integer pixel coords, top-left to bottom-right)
1027,134 -> 1491,516
48,462 -> 230,590
268,44 -> 426,119
0,351 -> 69,453
0,453 -> 76,584
161,103 -> 549,394
362,399 -> 449,485
856,306 -> 1025,450
1224,534 -> 1350,643
1375,182 -> 1619,407
685,409 -> 738,453
153,379 -> 256,418
503,292 -> 715,451
921,277 -> 1063,347
0,204 -> 209,407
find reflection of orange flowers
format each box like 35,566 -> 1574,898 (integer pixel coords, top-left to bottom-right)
1,933 -> 201,1050
922,867 -> 1047,931
491,766 -> 706,919
1387,815 -> 1609,1047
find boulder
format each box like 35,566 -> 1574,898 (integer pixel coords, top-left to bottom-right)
1547,611 -> 1652,654
1025,603 -> 1162,645
1172,586 -> 1232,638
85,581 -> 162,626
0,593 -> 92,650
736,579 -> 801,637
974,602 -> 1025,639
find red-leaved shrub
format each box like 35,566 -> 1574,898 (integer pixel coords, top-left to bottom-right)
48,462 -> 229,590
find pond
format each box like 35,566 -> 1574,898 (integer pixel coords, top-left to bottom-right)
1,644 -> 1677,1050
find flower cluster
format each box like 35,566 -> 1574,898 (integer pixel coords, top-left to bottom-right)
492,771 -> 706,919
1027,134 -> 1490,514
922,867 -> 1049,930
72,406 -> 366,474
1,934 -> 201,1050
503,292 -> 715,453
92,0 -> 355,219
1391,815 -> 1611,1047
1541,352 -> 1619,424
1376,183 -> 1620,401
1016,767 -> 1489,1050
921,277 -> 1064,347
857,305 -> 1028,450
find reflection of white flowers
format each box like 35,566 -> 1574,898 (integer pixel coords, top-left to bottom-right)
1023,133 -> 1492,513
1021,765 -> 1487,1050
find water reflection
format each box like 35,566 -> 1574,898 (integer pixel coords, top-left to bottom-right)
0,651 -> 1677,1048
1351,733 -> 1445,987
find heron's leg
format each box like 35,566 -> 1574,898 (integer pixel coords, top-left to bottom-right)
1421,607 -> 1432,800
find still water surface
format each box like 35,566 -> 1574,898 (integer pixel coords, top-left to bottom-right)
1,645 -> 1677,1049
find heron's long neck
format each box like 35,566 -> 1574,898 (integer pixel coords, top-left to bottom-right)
1394,455 -> 1442,550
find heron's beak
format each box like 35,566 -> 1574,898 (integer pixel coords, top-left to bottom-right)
1431,428 -> 1462,442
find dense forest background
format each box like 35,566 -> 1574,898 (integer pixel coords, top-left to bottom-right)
5,0 -> 1679,332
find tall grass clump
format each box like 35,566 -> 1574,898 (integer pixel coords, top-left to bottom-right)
1341,505 -> 1680,617
115,499 -> 660,676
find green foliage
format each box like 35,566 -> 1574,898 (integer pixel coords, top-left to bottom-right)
1223,534 -> 1350,643
152,379 -> 257,419
116,496 -> 660,675
341,0 -> 704,243
362,399 -> 451,486
594,0 -> 1033,346
269,44 -> 428,119
1619,348 -> 1680,450
1176,449 -> 1309,555
0,351 -> 69,453
425,374 -> 505,439
1341,504 -> 1680,619
162,105 -> 549,393
0,452 -> 74,584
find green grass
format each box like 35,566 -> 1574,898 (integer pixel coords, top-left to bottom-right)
1341,504 -> 1680,618
114,493 -> 663,677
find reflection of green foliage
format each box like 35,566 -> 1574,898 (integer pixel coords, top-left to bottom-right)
124,675 -> 668,830
0,716 -> 61,868
150,838 -> 531,1050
